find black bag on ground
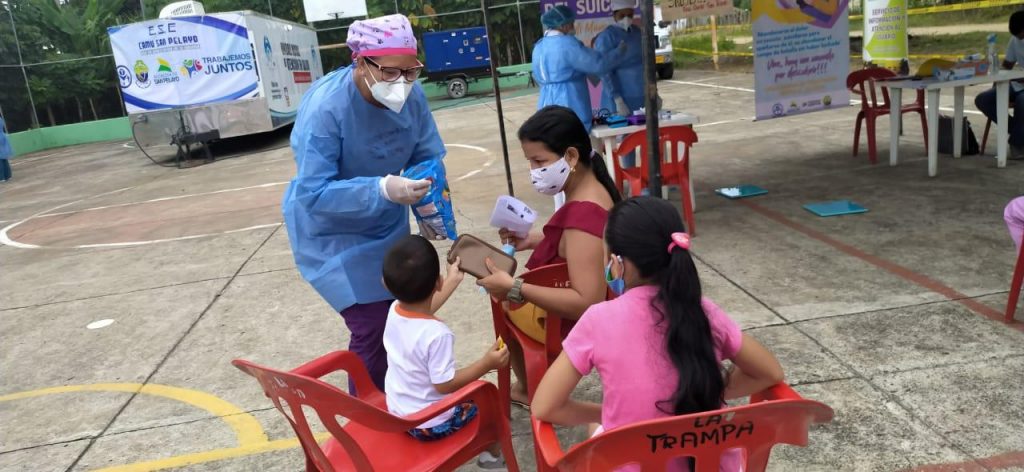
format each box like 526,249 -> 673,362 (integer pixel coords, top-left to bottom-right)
938,115 -> 980,155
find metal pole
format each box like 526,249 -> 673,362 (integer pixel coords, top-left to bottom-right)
515,0 -> 526,63
6,4 -> 40,128
640,0 -> 661,197
267,0 -> 273,17
480,0 -> 515,197
139,0 -> 146,20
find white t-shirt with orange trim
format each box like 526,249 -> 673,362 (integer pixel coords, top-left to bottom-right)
383,301 -> 457,428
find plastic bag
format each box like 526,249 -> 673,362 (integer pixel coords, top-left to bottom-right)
403,159 -> 458,241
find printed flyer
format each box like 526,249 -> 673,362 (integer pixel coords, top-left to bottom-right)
752,0 -> 850,120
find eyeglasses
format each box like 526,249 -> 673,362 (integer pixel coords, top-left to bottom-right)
363,56 -> 423,82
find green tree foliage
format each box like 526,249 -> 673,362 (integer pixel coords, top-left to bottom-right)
0,0 -> 544,131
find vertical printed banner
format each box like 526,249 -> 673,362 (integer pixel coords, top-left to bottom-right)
109,14 -> 259,113
752,0 -> 850,120
863,0 -> 907,66
539,0 -> 615,113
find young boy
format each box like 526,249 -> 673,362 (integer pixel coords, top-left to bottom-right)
381,235 -> 510,469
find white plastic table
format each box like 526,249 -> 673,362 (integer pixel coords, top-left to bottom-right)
882,70 -> 1024,177
590,113 -> 700,179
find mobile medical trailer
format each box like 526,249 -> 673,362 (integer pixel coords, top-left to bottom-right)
108,7 -> 324,155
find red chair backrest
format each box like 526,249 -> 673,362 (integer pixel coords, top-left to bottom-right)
496,263 -> 615,365
847,68 -> 896,110
616,126 -> 698,185
517,263 -> 572,364
233,353 -> 420,472
550,397 -> 834,471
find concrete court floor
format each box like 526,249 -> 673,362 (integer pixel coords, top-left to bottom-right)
1,69 -> 1023,472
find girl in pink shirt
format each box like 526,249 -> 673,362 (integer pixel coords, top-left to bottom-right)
531,197 -> 785,470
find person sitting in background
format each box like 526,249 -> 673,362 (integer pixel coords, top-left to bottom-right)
1007,196 -> 1024,251
381,235 -> 509,469
531,197 -> 785,471
974,10 -> 1024,158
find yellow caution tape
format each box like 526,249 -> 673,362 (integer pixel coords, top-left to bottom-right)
850,0 -> 1021,20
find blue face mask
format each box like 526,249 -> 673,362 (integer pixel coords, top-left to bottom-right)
605,256 -> 626,296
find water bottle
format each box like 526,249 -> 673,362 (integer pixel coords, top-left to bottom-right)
501,243 -> 516,257
988,33 -> 998,75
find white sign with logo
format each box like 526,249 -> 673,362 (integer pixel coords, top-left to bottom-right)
109,13 -> 259,113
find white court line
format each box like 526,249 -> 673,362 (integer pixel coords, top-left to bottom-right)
449,143 -> 495,182
72,223 -> 282,249
696,118 -> 753,128
668,79 -> 983,115
0,186 -> 137,249
3,141 -> 496,248
668,80 -> 755,93
40,182 -> 289,218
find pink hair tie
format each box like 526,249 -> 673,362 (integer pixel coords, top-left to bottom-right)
667,232 -> 691,253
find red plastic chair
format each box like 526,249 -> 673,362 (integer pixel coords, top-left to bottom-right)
532,383 -> 834,472
980,100 -> 1016,155
489,263 -> 573,420
232,351 -> 520,472
613,126 -> 699,235
1006,234 -> 1024,323
847,68 -> 928,164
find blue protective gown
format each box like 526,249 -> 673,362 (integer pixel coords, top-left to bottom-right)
594,25 -> 644,113
0,116 -> 11,181
532,33 -> 621,132
0,116 -> 12,160
282,66 -> 446,312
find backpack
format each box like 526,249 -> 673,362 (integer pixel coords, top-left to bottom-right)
938,115 -> 980,156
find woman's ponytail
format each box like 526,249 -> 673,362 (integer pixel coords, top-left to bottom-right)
587,150 -> 623,204
606,197 -> 725,416
657,247 -> 724,415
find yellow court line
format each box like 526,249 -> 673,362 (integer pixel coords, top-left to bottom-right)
92,433 -> 332,472
0,383 -> 268,447
674,47 -> 755,57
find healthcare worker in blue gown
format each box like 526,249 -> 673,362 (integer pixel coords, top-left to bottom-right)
0,115 -> 12,182
282,14 -> 444,393
532,5 -> 625,133
595,0 -> 644,119
594,0 -> 644,166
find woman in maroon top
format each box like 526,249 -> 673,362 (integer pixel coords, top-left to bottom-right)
479,105 -> 622,406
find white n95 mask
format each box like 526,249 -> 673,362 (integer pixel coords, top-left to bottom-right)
617,17 -> 632,30
365,75 -> 413,113
531,157 -> 571,195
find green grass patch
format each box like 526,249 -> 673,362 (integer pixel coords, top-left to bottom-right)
672,33 -> 743,66
909,31 -> 1013,57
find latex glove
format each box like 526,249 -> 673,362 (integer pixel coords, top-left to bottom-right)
615,97 -> 630,116
379,175 -> 430,205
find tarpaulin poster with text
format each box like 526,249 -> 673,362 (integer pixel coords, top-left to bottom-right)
752,0 -> 850,120
863,0 -> 907,66
109,14 -> 259,113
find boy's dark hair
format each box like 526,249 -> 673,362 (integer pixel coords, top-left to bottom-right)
1011,11 -> 1024,36
383,235 -> 440,303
